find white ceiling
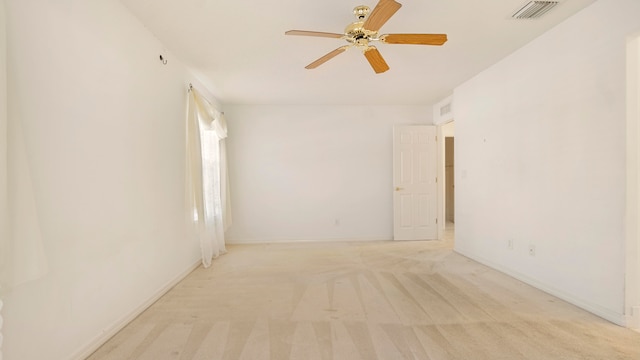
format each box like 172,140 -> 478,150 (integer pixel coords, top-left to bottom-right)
119,0 -> 596,106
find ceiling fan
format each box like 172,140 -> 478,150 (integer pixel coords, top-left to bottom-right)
285,0 -> 448,74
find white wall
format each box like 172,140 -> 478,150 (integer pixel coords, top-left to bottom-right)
2,1 -> 206,359
225,105 -> 431,243
441,121 -> 455,138
453,0 -> 640,325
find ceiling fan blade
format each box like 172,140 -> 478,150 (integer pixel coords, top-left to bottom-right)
305,46 -> 349,69
285,30 -> 344,39
381,33 -> 448,45
363,46 -> 390,74
363,0 -> 402,32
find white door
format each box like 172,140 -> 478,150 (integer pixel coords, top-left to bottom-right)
393,125 -> 438,240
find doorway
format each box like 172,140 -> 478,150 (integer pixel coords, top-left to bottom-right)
445,137 -> 455,224
439,121 -> 455,243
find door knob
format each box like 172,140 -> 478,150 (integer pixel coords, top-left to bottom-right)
395,187 -> 404,191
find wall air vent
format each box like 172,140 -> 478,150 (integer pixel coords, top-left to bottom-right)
433,95 -> 454,125
512,1 -> 559,19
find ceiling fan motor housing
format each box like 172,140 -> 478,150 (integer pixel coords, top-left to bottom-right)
344,21 -> 379,48
345,5 -> 381,47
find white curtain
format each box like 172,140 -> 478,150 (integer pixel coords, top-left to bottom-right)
0,0 -> 49,298
0,2 -> 7,357
186,86 -> 231,267
0,0 -> 8,296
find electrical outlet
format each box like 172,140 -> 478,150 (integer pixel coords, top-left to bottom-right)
507,239 -> 514,250
528,244 -> 536,256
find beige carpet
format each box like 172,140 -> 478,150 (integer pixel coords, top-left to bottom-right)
88,230 -> 640,359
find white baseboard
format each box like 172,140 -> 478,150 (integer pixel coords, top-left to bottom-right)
70,259 -> 202,360
454,247 -> 626,327
227,236 -> 392,245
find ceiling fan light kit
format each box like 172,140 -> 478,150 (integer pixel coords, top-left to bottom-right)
285,0 -> 448,74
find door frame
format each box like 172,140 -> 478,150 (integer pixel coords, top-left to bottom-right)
626,31 -> 640,329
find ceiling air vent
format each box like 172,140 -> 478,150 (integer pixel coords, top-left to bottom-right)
512,1 -> 559,19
